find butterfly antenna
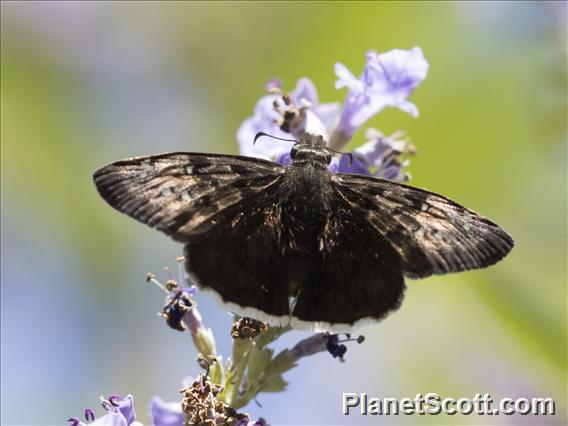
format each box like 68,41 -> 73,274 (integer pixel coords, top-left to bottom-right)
253,132 -> 298,145
326,146 -> 353,166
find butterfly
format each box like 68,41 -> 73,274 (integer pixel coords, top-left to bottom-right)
93,133 -> 514,332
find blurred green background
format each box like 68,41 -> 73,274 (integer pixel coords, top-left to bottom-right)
1,2 -> 566,425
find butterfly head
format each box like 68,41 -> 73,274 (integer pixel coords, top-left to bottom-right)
290,133 -> 332,169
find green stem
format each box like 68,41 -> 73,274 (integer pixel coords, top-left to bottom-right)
220,337 -> 253,406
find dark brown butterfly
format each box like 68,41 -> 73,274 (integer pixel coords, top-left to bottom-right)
93,133 -> 514,332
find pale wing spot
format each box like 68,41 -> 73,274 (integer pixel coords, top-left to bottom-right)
140,159 -> 153,178
185,165 -> 194,174
415,228 -> 425,239
181,191 -> 192,201
161,187 -> 174,197
204,164 -> 233,173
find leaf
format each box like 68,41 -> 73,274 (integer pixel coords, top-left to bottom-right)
232,337 -> 253,366
208,356 -> 224,386
260,374 -> 288,393
245,346 -> 273,387
217,364 -> 235,404
254,325 -> 292,349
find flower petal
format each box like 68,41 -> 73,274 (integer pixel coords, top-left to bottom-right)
275,151 -> 293,166
312,102 -> 340,131
375,47 -> 429,97
236,107 -> 291,160
236,79 -> 332,163
334,63 -> 362,91
236,117 -> 260,157
264,79 -> 282,92
91,413 -> 127,426
336,154 -> 371,175
394,100 -> 419,117
291,77 -> 319,105
334,47 -> 429,142
353,130 -> 390,167
327,156 -> 340,172
116,395 -> 136,426
148,397 -> 184,426
303,109 -> 328,139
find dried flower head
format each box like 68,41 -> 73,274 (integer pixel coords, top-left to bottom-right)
231,317 -> 269,339
181,375 -> 250,426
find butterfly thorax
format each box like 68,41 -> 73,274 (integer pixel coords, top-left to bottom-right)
282,133 -> 334,215
282,133 -> 331,215
289,133 -> 332,170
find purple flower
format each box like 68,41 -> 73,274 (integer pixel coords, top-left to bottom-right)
325,335 -> 347,360
337,128 -> 415,181
91,413 -> 130,426
288,333 -> 329,359
147,268 -> 217,357
332,47 -> 429,147
331,154 -> 369,175
237,78 -> 339,162
68,395 -> 139,426
111,395 -> 136,426
236,48 -> 427,178
236,418 -> 267,426
148,397 -> 184,426
288,333 -> 364,362
161,287 -> 196,332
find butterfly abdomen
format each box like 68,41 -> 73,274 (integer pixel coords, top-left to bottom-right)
275,165 -> 336,299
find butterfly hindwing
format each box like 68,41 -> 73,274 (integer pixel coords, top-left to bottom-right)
332,173 -> 514,279
290,187 -> 406,332
183,185 -> 291,322
184,172 -> 408,332
93,152 -> 285,242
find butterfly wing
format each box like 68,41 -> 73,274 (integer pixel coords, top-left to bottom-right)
290,187 -> 406,332
183,193 -> 292,322
93,152 -> 285,242
93,152 -> 291,321
290,173 -> 514,332
331,173 -> 515,279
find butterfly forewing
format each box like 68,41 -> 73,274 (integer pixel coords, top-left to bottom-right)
93,153 -> 285,242
332,173 -> 514,279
